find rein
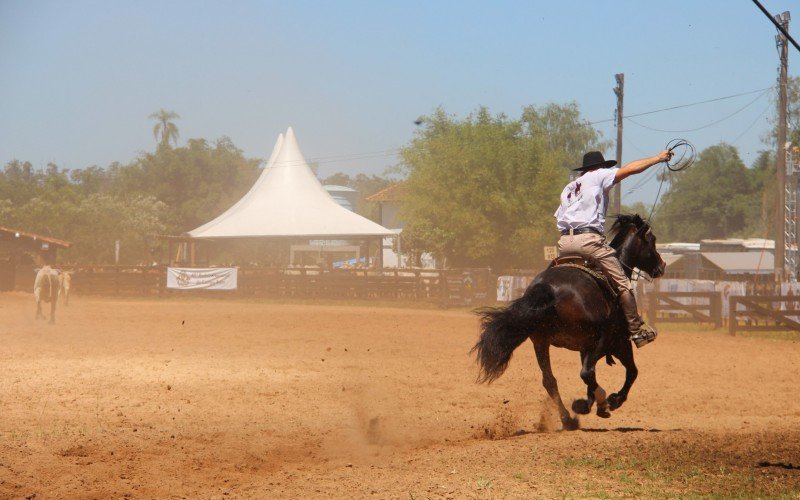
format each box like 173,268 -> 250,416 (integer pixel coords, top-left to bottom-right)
619,260 -> 653,284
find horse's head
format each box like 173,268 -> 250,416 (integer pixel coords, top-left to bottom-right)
609,214 -> 665,279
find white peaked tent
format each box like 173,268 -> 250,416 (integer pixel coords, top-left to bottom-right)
189,127 -> 394,239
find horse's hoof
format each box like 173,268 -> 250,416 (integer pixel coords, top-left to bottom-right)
596,406 -> 611,419
608,393 -> 624,411
571,399 -> 592,415
561,416 -> 580,431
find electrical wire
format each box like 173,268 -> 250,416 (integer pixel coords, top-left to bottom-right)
625,165 -> 660,194
625,89 -> 771,133
588,86 -> 774,125
730,102 -> 772,146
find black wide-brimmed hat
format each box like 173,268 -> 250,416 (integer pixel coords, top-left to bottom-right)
573,151 -> 618,171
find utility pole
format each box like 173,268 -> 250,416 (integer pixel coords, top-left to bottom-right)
613,73 -> 624,215
776,12 -> 790,283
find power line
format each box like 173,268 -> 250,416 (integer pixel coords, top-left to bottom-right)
624,88 -> 771,133
588,86 -> 774,125
625,164 -> 662,194
751,0 -> 800,53
730,102 -> 772,146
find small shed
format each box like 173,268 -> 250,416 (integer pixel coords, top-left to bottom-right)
0,225 -> 72,291
699,251 -> 774,280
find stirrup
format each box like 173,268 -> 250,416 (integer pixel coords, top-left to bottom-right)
631,324 -> 657,348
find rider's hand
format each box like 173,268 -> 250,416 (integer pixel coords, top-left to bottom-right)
657,149 -> 673,163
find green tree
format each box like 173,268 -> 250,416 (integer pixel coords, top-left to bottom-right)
66,194 -> 166,263
149,109 -> 180,149
399,105 -> 592,269
521,102 -> 611,171
656,144 -> 758,241
116,136 -> 260,233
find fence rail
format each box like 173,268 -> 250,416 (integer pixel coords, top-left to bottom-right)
39,266 -> 495,304
646,291 -> 723,328
729,295 -> 800,336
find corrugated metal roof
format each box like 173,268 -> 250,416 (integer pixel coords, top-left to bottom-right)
324,185 -> 357,193
701,251 -> 773,274
741,238 -> 775,250
0,225 -> 71,248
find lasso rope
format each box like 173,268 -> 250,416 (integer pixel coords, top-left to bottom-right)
648,138 -> 696,220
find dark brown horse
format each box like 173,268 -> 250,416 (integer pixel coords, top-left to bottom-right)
472,214 -> 665,430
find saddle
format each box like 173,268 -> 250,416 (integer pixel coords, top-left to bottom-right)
549,255 -> 618,299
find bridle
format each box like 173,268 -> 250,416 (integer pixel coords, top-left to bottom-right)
617,225 -> 657,283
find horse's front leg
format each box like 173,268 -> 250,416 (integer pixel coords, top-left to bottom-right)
532,341 -> 579,430
608,339 -> 638,411
579,342 -> 611,419
35,299 -> 45,320
571,349 -> 596,415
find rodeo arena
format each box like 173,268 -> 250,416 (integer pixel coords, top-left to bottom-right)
3,4 -> 800,499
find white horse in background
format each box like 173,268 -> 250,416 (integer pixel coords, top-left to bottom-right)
59,271 -> 72,306
34,265 -> 60,324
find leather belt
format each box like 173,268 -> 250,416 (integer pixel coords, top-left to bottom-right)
560,227 -> 602,236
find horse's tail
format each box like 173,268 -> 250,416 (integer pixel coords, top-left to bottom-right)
471,282 -> 556,384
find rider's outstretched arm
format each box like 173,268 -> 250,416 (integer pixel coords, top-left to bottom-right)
614,150 -> 672,183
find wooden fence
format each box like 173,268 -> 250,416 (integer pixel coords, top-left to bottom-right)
646,291 -> 723,328
728,295 -> 800,336
53,266 -> 495,304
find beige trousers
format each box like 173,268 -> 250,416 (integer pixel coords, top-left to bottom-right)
557,233 -> 632,292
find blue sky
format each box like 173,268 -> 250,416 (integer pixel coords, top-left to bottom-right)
0,0 -> 797,205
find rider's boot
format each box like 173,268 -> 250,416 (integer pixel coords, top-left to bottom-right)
619,289 -> 657,348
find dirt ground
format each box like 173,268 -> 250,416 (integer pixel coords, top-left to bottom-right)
1,292 -> 799,498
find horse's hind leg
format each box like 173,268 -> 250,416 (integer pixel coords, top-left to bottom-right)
608,340 -> 638,411
532,341 -> 579,431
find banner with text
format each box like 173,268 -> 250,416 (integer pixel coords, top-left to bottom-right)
167,267 -> 238,290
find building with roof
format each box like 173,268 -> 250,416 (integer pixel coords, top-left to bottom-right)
323,185 -> 359,213
699,252 -> 774,280
0,225 -> 71,291
366,183 -> 411,267
656,236 -> 777,281
699,238 -> 774,253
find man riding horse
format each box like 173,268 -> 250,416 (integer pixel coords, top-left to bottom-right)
554,149 -> 672,348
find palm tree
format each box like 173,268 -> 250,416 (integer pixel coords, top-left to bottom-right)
149,109 -> 180,148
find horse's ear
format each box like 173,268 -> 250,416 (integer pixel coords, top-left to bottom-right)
636,223 -> 651,237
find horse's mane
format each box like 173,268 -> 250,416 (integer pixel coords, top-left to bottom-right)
608,213 -> 649,249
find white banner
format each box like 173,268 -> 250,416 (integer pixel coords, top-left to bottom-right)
496,275 -> 534,302
166,267 -> 238,290
497,276 -> 513,302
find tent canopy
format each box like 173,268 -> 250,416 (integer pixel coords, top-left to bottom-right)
189,127 -> 394,239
